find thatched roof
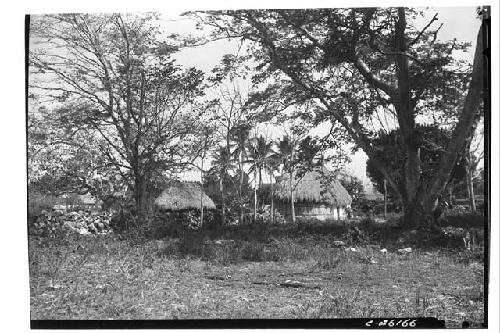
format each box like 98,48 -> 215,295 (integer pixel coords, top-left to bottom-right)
155,182 -> 216,211
275,170 -> 352,206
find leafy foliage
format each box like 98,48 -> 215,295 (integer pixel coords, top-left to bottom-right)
192,7 -> 485,227
338,173 -> 365,207
29,14 -> 207,214
366,126 -> 467,199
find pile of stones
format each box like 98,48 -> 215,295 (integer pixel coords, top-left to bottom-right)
31,210 -> 112,237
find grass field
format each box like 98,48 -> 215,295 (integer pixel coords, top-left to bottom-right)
29,221 -> 485,327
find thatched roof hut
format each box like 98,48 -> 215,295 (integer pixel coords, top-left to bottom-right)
155,182 -> 216,211
274,170 -> 352,220
275,170 -> 352,206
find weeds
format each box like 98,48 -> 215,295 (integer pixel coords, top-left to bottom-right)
29,214 -> 485,326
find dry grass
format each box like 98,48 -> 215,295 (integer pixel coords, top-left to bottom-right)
29,232 -> 485,327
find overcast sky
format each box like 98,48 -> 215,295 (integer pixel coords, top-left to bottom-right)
162,7 -> 481,187
164,7 -> 481,71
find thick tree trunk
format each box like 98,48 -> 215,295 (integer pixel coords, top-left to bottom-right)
425,20 -> 484,207
396,8 -> 484,229
463,114 -> 482,213
394,8 -> 424,228
134,174 -> 146,223
402,200 -> 430,229
401,187 -> 446,229
466,158 -> 477,213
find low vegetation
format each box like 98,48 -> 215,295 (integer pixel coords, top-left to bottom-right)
29,215 -> 485,327
28,7 -> 487,328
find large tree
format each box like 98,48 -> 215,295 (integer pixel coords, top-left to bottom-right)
366,125 -> 467,204
194,7 -> 487,228
28,104 -> 128,205
29,14 -> 206,217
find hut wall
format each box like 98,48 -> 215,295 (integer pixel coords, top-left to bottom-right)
274,202 -> 348,221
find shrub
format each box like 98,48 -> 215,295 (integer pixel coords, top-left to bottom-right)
200,210 -> 223,230
112,210 -> 216,239
28,192 -> 60,223
220,219 -> 272,242
156,240 -> 180,258
109,209 -> 139,234
177,231 -> 206,257
239,240 -> 286,262
253,210 -> 286,224
315,251 -> 343,269
240,242 -> 265,261
343,224 -> 370,245
143,213 -> 184,239
441,212 -> 484,229
289,219 -> 347,238
201,240 -> 242,265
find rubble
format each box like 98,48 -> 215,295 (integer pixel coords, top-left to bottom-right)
397,247 -> 413,254
345,247 -> 358,252
31,209 -> 112,237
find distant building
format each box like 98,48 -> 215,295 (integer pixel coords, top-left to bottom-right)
155,182 -> 216,211
273,170 -> 352,221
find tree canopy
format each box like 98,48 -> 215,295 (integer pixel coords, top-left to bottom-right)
366,125 -> 467,200
28,8 -> 487,228
192,7 -> 487,227
29,13 -> 208,214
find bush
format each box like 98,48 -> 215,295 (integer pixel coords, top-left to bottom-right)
28,192 -> 60,222
109,208 -> 139,234
343,224 -> 370,245
176,232 -> 206,257
253,210 -> 286,224
143,213 -> 185,239
201,241 -> 241,265
240,242 -> 265,261
200,210 -> 224,231
441,212 -> 484,229
156,240 -> 180,258
111,209 -> 217,239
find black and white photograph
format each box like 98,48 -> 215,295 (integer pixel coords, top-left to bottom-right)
13,0 -> 498,329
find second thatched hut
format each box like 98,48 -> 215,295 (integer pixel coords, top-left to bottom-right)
154,182 -> 216,211
274,170 -> 352,221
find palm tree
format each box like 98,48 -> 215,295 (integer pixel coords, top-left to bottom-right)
229,123 -> 252,223
277,135 -> 298,223
247,135 -> 275,221
210,145 -> 233,225
267,153 -> 281,223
